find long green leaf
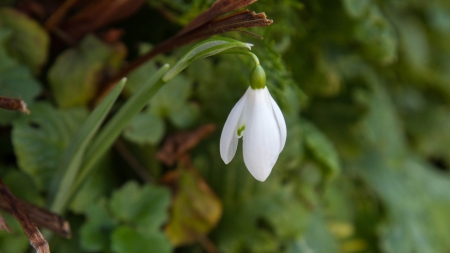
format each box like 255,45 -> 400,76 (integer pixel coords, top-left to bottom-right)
58,64 -> 170,214
50,78 -> 126,214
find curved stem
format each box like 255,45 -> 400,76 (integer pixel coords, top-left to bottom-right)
219,49 -> 260,66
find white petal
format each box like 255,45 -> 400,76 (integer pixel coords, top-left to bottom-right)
266,88 -> 287,152
220,89 -> 249,164
243,87 -> 281,182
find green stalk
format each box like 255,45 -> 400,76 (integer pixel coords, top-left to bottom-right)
53,64 -> 170,214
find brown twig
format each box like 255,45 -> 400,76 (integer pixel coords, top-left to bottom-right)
51,28 -> 77,46
0,179 -> 50,253
44,0 -> 79,30
114,140 -> 153,183
94,0 -> 272,104
0,96 -> 30,114
198,235 -> 219,253
0,198 -> 71,238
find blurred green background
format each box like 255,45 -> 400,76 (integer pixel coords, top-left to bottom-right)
1,0 -> 450,252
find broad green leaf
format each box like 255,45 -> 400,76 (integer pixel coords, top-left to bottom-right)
353,77 -> 450,253
109,181 -> 171,229
0,8 -> 49,72
80,200 -> 117,252
124,63 -> 197,146
342,0 -> 371,18
358,155 -> 450,253
123,112 -> 165,145
12,103 -> 88,190
400,99 -> 450,161
48,34 -> 125,108
2,170 -> 43,206
80,181 -> 172,253
397,17 -> 430,71
302,119 -> 341,182
0,213 -> 29,253
111,226 -> 171,253
286,214 -> 340,253
0,28 -> 41,125
150,74 -> 192,117
354,6 -> 398,64
168,102 -> 200,128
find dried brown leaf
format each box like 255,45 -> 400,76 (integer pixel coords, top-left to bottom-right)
174,10 -> 272,44
178,0 -> 257,36
0,179 -> 50,253
63,0 -> 145,39
0,96 -> 30,114
0,198 -> 71,238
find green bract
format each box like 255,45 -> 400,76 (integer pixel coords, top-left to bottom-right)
250,64 -> 266,89
162,37 -> 253,82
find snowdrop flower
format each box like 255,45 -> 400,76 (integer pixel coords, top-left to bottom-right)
220,65 -> 287,182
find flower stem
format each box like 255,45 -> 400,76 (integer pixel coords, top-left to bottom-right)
220,49 -> 260,66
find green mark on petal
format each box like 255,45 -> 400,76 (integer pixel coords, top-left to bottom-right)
237,125 -> 246,137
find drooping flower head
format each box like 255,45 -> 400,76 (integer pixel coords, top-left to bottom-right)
220,64 -> 287,182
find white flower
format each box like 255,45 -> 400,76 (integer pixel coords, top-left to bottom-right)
220,85 -> 287,182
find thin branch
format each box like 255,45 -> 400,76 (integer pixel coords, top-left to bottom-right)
114,140 -> 153,183
51,28 -> 77,47
198,235 -> 219,253
0,179 -> 50,253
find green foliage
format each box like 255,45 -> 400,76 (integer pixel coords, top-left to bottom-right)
124,112 -> 165,145
48,35 -> 125,108
12,103 -> 88,190
1,0 -> 450,252
124,51 -> 198,146
0,213 -> 29,253
0,27 -> 41,125
0,8 -> 49,72
80,182 -> 172,253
